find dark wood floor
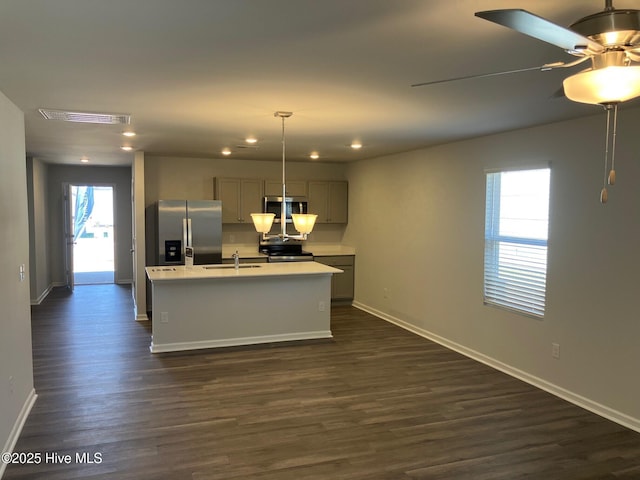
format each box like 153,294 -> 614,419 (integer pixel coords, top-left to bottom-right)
5,285 -> 640,479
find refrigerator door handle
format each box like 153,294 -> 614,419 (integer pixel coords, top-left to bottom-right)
187,218 -> 193,249
182,218 -> 188,255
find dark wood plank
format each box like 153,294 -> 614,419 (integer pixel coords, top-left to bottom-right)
4,284 -> 640,479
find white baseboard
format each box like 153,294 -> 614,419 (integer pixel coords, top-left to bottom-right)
150,331 -> 333,353
0,389 -> 37,479
352,301 -> 640,434
133,303 -> 149,322
30,285 -> 53,305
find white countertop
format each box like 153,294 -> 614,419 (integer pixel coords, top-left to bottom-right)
146,261 -> 342,282
306,244 -> 356,256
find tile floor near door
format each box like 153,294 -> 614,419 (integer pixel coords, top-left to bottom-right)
5,284 -> 640,479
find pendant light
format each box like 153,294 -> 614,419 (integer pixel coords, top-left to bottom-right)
250,111 -> 317,239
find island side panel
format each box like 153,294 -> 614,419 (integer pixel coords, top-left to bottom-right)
150,274 -> 333,352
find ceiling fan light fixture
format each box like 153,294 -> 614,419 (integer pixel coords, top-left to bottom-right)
563,65 -> 640,105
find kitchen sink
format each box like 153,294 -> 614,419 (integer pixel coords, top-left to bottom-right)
202,265 -> 262,269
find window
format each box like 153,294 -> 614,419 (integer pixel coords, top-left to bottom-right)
484,167 -> 550,317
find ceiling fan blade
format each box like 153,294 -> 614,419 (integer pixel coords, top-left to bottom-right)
475,9 -> 604,55
411,61 -> 567,88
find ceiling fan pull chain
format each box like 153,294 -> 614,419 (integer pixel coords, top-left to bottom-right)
608,103 -> 618,186
600,106 -> 612,204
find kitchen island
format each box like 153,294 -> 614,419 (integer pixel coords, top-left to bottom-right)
145,262 -> 342,353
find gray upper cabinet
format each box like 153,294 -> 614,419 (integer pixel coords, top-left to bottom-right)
308,181 -> 348,224
264,180 -> 307,197
215,177 -> 264,224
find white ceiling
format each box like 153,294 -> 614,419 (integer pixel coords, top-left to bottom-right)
0,0 -> 636,166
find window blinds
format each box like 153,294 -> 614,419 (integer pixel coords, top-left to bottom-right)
484,168 -> 550,317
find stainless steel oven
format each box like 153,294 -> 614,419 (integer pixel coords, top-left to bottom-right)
263,196 -> 308,224
259,238 -> 314,262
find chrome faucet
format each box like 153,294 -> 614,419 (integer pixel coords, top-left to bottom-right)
232,250 -> 240,269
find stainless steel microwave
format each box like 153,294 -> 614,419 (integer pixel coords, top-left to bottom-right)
263,196 -> 308,223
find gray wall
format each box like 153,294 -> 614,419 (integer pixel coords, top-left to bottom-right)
344,108 -> 640,429
26,157 -> 51,303
0,91 -> 34,470
45,165 -> 133,289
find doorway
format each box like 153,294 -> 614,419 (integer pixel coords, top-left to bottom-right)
70,185 -> 115,285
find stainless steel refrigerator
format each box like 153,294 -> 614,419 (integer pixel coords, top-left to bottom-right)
157,200 -> 222,265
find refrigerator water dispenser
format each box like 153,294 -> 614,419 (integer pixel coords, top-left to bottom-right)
164,240 -> 181,263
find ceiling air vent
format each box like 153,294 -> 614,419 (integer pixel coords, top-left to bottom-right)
38,108 -> 131,125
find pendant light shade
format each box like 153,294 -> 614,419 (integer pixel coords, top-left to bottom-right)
250,213 -> 275,233
563,66 -> 640,105
291,214 -> 317,235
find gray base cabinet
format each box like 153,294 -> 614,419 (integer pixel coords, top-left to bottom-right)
314,255 -> 354,302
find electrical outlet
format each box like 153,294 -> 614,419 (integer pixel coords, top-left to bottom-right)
383,288 -> 389,299
318,301 -> 326,312
160,312 -> 169,323
552,343 -> 560,359
9,376 -> 15,395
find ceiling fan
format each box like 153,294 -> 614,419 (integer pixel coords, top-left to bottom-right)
413,1 -> 640,105
413,1 -> 640,204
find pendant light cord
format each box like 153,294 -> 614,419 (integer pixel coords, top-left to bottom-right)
609,103 -> 618,185
281,114 -> 287,237
601,107 -> 611,203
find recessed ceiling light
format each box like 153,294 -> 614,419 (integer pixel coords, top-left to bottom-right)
221,148 -> 231,156
122,131 -> 136,137
350,142 -> 362,150
310,152 -> 319,160
245,137 -> 258,144
80,157 -> 89,163
121,146 -> 133,151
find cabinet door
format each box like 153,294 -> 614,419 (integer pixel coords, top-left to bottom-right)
239,178 -> 264,223
314,255 -> 354,301
216,178 -> 241,224
307,181 -> 330,223
264,180 -> 307,197
216,178 -> 263,224
331,264 -> 354,300
328,181 -> 348,224
308,181 -> 348,223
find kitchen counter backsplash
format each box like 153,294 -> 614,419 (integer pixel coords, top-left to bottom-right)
222,243 -> 355,259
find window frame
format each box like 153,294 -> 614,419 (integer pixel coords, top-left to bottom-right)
483,166 -> 551,318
